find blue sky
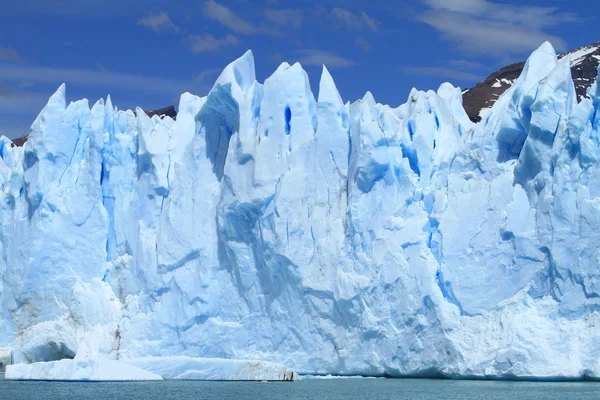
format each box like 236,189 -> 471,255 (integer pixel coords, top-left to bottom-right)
1,0 -> 598,139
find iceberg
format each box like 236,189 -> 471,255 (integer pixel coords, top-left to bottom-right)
0,42 -> 600,380
5,359 -> 162,381
124,357 -> 298,381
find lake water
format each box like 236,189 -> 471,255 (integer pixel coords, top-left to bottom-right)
1,374 -> 598,399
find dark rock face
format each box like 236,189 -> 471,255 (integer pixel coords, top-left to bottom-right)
463,41 -> 600,122
462,62 -> 525,123
567,42 -> 600,102
11,106 -> 179,147
11,136 -> 29,147
143,105 -> 177,120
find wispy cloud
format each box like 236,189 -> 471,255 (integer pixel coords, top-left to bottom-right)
330,8 -> 379,31
263,9 -> 303,29
0,63 -> 197,95
0,82 -> 17,97
0,47 -> 24,63
449,59 -> 484,70
294,50 -> 356,68
406,66 -> 481,81
185,34 -> 240,53
354,38 -> 371,53
193,68 -> 223,83
419,0 -> 575,56
0,91 -> 62,139
203,0 -> 257,35
8,0 -> 137,16
423,0 -> 576,29
19,81 -> 35,89
0,92 -> 46,110
137,12 -> 180,33
0,86 -> 50,137
0,61 -> 218,140
270,53 -> 284,65
0,119 -> 36,139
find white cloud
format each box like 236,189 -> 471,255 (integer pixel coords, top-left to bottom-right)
185,34 -> 240,53
419,0 -> 575,56
330,8 -> 378,31
137,12 -> 180,32
294,50 -> 356,68
0,47 -> 24,62
203,0 -> 257,35
423,0 -> 576,29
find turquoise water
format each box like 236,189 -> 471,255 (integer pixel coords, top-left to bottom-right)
1,375 -> 598,399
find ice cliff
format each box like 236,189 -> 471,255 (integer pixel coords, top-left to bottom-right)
5,359 -> 163,381
1,42 -> 600,380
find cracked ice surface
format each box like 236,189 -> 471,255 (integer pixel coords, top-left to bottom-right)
1,42 -> 600,380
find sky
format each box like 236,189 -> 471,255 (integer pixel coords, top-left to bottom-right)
0,0 -> 598,139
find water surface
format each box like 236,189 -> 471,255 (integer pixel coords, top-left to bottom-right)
1,374 -> 598,399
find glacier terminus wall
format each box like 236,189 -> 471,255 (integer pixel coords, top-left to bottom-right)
1,42 -> 600,379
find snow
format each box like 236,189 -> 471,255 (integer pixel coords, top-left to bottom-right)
124,357 -> 298,381
478,107 -> 492,120
567,45 -> 599,66
0,43 -> 600,381
492,79 -> 515,88
5,359 -> 163,381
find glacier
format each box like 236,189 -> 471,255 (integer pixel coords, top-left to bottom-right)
0,41 -> 600,380
123,357 -> 298,381
5,359 -> 163,381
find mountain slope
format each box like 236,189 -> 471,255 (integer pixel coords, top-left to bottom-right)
463,41 -> 600,122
